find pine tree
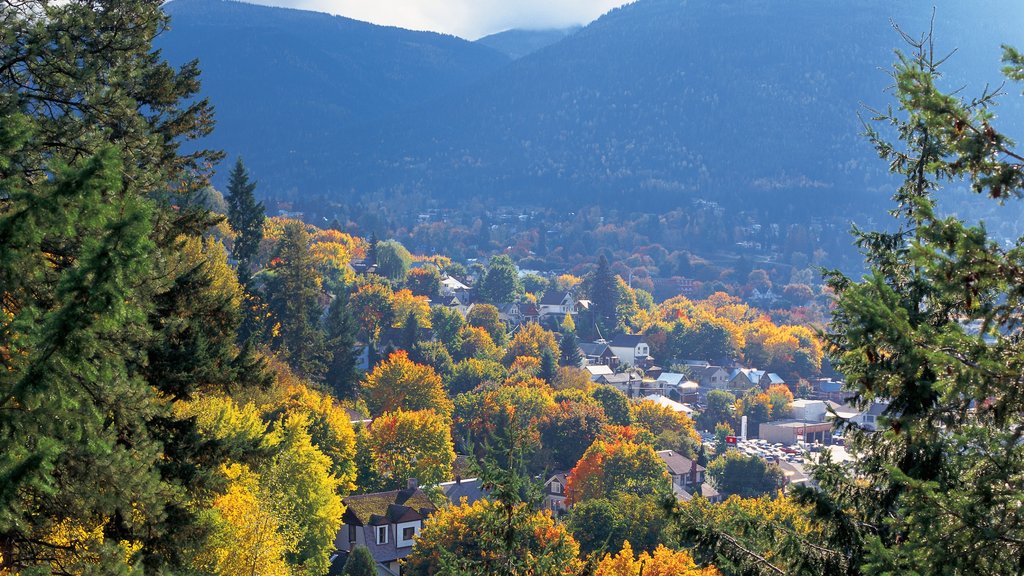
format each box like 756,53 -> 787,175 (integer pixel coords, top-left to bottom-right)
0,0 -> 230,570
539,348 -> 558,383
325,290 -> 361,400
589,254 -> 619,336
225,157 -> 265,281
266,222 -> 328,381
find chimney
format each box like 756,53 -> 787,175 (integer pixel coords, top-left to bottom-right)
407,478 -> 419,490
455,474 -> 462,485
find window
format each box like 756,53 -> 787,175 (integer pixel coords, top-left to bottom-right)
375,525 -> 388,545
550,481 -> 562,494
402,526 -> 416,541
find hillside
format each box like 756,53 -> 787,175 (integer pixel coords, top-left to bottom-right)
476,27 -> 581,60
158,0 -> 510,185
161,0 -> 1024,215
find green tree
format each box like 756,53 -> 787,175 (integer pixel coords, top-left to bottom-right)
697,390 -> 736,432
406,266 -> 442,300
367,409 -> 456,489
342,545 -> 377,576
477,254 -> 522,304
374,239 -> 412,282
559,329 -> 583,367
706,451 -> 784,498
225,157 -> 265,281
325,289 -> 361,400
266,222 -> 328,380
588,255 -> 619,335
431,306 -> 466,354
448,358 -> 507,396
794,39 -> 1024,574
539,348 -> 558,384
0,0 -> 227,568
591,385 -> 632,426
566,493 -> 671,556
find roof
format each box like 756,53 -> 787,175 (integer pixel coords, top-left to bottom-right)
642,394 -> 694,414
539,291 -> 572,306
765,373 -> 786,385
700,483 -> 720,499
342,488 -> 436,526
657,372 -> 686,386
439,477 -> 487,506
441,277 -> 470,291
585,364 -> 614,376
609,334 -> 646,348
579,342 -> 611,357
656,450 -> 705,476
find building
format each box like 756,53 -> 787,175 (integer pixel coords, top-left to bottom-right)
758,419 -> 833,446
543,472 -> 570,513
438,476 -> 487,506
606,334 -> 653,369
334,483 -> 437,575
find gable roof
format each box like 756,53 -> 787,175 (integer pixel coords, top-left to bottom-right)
579,342 -> 611,357
657,450 -> 705,476
538,291 -> 571,306
609,334 -> 646,348
585,364 -> 614,377
657,372 -> 686,386
342,488 -> 436,526
439,478 -> 488,506
642,394 -> 693,414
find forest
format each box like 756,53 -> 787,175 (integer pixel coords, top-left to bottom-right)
2,1 -> 1024,575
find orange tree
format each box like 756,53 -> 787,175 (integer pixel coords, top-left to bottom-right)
565,439 -> 670,505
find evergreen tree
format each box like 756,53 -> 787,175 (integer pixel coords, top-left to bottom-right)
225,157 -> 265,281
539,348 -> 558,383
325,290 -> 361,400
0,0 -> 230,570
342,545 -> 377,576
589,254 -> 619,336
400,310 -> 420,352
266,222 -> 328,380
559,330 -> 583,367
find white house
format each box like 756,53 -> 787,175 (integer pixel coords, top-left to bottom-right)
607,334 -> 652,368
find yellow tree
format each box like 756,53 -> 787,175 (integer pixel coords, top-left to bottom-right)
197,463 -> 291,576
503,323 -> 558,366
367,409 -> 455,488
595,541 -> 720,576
362,350 -> 453,417
565,440 -> 670,505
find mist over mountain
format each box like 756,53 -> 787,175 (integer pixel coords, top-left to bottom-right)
476,27 -> 581,59
161,0 -> 1024,215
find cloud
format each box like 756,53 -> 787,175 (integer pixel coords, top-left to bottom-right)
240,0 -> 632,39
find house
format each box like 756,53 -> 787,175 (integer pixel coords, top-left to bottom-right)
543,472 -> 570,513
495,303 -> 524,326
728,368 -> 765,391
537,291 -> 577,321
585,364 -> 614,381
607,334 -> 653,369
579,341 -> 617,367
439,276 -> 470,297
789,399 -> 828,422
760,372 -> 786,388
684,365 -> 731,390
440,294 -> 472,317
594,371 -> 645,398
657,450 -> 705,490
334,483 -> 437,575
438,476 -> 487,506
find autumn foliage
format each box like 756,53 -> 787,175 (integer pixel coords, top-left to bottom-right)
361,350 -> 452,417
595,541 -> 721,576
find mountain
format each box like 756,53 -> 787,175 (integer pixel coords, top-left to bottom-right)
338,0 -> 1024,212
158,0 -> 509,186
162,0 -> 1024,215
476,27 -> 581,60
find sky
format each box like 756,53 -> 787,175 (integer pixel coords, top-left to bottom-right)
239,0 -> 632,39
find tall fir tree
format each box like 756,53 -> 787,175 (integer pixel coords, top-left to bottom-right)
0,0 -> 240,571
266,222 -> 328,381
325,290 -> 361,400
589,254 -> 619,336
559,330 -> 583,367
225,157 -> 265,282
